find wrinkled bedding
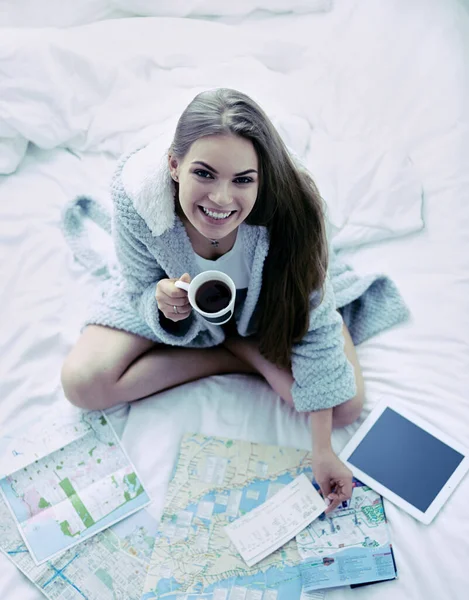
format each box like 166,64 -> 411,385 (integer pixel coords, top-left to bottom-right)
1,1 -> 469,598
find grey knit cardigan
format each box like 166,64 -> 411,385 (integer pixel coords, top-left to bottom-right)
62,141 -> 409,412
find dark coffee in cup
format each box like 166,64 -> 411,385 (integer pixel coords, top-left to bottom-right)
195,280 -> 232,313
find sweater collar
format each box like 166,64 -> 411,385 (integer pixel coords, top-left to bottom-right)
120,141 -> 176,237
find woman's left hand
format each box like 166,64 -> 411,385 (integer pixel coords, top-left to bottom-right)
311,448 -> 354,514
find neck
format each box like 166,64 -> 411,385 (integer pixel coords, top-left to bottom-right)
182,216 -> 238,259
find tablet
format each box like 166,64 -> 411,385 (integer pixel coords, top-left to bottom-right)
339,400 -> 469,524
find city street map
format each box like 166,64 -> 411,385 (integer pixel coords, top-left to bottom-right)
142,434 -> 395,600
0,493 -> 158,600
142,433 -> 322,600
0,411 -> 150,564
297,481 -> 397,591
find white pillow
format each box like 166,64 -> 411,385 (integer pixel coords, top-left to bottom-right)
0,18 -> 302,162
0,0 -> 125,28
112,0 -> 332,18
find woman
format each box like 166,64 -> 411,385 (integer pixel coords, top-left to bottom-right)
61,88 -> 407,511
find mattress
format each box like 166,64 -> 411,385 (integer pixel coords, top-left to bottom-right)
1,1 -> 468,599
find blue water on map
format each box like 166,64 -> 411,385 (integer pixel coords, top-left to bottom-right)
141,466 -> 314,600
142,567 -> 303,600
184,468 -> 313,522
8,490 -> 150,563
203,565 -> 303,598
153,576 -> 182,595
0,478 -> 31,522
110,507 -> 158,538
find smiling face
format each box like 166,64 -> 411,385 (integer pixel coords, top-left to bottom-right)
168,134 -> 259,242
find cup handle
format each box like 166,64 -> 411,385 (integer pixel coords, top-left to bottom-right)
174,280 -> 190,292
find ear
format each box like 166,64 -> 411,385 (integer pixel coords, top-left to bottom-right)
168,153 -> 180,183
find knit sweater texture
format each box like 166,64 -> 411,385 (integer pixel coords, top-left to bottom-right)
62,142 -> 409,412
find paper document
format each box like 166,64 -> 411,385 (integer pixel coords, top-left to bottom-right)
296,479 -> 397,591
300,590 -> 326,600
225,473 -> 326,567
144,433 -> 326,600
0,492 -> 158,600
0,410 -> 150,565
0,404 -> 89,478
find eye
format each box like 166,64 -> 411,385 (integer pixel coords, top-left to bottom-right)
234,177 -> 254,184
194,169 -> 213,179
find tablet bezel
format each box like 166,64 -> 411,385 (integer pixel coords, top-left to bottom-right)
339,399 -> 469,524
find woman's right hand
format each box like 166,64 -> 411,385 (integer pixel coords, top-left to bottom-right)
155,273 -> 192,322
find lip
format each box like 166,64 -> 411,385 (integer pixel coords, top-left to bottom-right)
198,205 -> 237,225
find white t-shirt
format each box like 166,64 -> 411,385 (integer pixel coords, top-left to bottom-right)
194,232 -> 251,313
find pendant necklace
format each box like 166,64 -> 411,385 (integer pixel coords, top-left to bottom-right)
210,239 -> 219,247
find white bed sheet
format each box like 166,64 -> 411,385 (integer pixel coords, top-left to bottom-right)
1,1 -> 469,599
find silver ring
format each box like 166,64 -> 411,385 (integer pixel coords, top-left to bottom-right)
173,305 -> 178,314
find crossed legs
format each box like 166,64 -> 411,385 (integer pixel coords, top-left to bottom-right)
61,323 -> 364,426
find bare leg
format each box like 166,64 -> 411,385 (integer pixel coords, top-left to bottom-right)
223,337 -> 295,403
112,345 -> 255,403
61,325 -> 255,411
223,321 -> 364,427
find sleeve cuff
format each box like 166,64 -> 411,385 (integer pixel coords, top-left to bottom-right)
136,283 -> 201,346
291,360 -> 357,412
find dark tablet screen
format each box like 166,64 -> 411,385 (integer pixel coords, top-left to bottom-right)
347,408 -> 464,512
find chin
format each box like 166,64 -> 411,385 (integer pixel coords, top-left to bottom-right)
196,217 -> 238,240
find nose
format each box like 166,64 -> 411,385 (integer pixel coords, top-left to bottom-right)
208,182 -> 232,207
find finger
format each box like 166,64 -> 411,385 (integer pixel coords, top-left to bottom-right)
165,303 -> 192,316
324,478 -> 353,514
318,480 -> 332,501
156,302 -> 190,319
178,272 -> 191,283
159,287 -> 190,301
157,277 -> 190,298
157,292 -> 191,307
330,477 -> 353,502
325,493 -> 341,514
161,304 -> 192,320
339,478 -> 353,502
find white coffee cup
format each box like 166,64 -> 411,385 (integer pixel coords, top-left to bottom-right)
175,270 -> 236,325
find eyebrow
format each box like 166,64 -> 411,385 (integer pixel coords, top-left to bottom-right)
191,161 -> 258,176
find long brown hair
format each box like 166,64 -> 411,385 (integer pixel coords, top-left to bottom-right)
170,88 -> 328,367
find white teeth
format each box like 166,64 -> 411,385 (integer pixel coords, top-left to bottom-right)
201,207 -> 232,220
